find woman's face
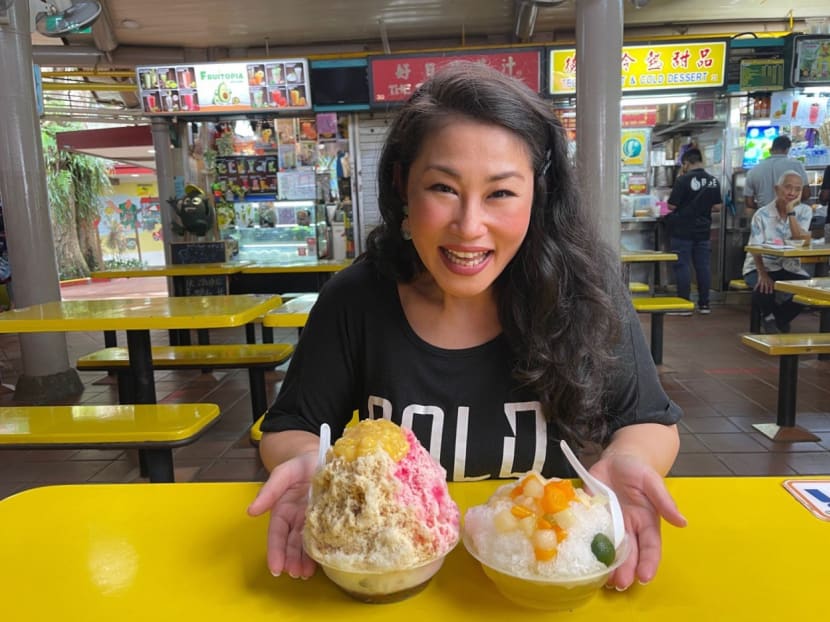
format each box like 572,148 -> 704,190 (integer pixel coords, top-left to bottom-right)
404,118 -> 534,300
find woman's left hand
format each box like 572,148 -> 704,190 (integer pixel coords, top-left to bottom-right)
588,453 -> 686,590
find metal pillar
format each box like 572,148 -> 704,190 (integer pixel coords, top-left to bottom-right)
575,0 -> 623,251
0,0 -> 82,400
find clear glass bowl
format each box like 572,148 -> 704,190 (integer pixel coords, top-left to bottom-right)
462,529 -> 631,611
305,543 -> 455,604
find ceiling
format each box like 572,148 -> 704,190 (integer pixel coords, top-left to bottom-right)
31,0 -> 830,172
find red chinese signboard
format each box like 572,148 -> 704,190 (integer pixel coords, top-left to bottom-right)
369,49 -> 542,104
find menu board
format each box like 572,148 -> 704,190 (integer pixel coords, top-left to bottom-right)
215,156 -> 278,196
136,59 -> 312,115
790,35 -> 830,87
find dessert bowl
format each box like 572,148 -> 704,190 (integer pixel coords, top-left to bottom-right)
462,529 -> 631,610
785,239 -> 806,248
306,545 -> 455,603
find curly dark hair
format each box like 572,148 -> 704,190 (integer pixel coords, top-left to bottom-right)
363,61 -> 622,447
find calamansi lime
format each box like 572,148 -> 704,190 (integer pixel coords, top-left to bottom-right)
591,533 -> 615,566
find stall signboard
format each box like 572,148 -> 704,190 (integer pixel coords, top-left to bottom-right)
369,49 -> 542,104
739,59 -> 785,92
789,35 -> 830,87
549,40 -> 727,96
136,59 -> 311,116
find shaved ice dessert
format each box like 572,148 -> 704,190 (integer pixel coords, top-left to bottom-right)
303,418 -> 460,602
463,471 -> 630,610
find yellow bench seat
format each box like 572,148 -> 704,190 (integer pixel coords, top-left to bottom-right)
632,297 -> 694,365
741,333 -> 830,356
628,281 -> 650,294
77,344 -> 294,421
793,294 -> 830,308
631,297 -> 694,313
729,279 -> 749,290
0,403 -> 220,482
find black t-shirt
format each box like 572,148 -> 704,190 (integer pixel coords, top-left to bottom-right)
261,261 -> 682,480
667,168 -> 722,241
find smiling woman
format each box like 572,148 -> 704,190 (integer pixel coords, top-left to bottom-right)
250,61 -> 685,592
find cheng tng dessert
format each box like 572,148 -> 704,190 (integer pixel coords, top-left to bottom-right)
303,419 -> 460,602
463,472 -> 630,610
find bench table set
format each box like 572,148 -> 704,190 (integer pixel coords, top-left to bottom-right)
0,294 -> 285,479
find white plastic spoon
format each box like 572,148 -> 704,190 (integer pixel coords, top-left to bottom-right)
317,422 -> 331,468
559,439 -> 625,548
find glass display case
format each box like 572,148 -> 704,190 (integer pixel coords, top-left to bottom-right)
222,199 -> 319,262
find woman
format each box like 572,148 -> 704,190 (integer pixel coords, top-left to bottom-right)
248,62 -> 685,589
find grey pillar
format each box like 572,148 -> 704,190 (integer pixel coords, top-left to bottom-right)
576,0 -> 623,251
0,0 -> 82,400
151,117 -> 175,266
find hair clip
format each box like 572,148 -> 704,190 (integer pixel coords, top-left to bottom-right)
539,149 -> 553,177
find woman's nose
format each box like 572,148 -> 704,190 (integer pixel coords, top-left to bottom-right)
453,197 -> 487,238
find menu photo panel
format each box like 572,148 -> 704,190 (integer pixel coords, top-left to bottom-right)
136,58 -> 312,116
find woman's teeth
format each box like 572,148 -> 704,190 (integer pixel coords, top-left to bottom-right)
442,248 -> 490,266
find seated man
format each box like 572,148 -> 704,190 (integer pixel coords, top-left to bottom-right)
742,170 -> 813,334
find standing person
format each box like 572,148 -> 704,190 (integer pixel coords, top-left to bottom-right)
816,163 -> 829,230
743,135 -> 810,215
665,148 -> 723,314
247,62 -> 686,590
742,170 -> 813,334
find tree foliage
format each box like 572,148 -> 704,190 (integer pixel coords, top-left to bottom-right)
41,121 -> 112,279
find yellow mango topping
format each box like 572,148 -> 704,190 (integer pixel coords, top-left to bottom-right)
332,418 -> 409,462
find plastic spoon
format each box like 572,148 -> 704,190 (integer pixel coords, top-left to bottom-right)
317,422 -> 331,468
559,440 -> 625,548
308,423 -> 331,502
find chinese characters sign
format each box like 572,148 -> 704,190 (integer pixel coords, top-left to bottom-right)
369,50 -> 541,104
549,41 -> 726,95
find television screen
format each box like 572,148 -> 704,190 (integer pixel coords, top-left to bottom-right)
742,125 -> 780,169
309,63 -> 370,111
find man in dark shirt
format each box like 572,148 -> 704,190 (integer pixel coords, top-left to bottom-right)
666,148 -> 723,314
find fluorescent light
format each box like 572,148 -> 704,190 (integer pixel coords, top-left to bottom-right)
622,94 -> 692,106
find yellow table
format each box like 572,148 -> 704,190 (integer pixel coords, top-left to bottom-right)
620,250 -> 678,291
0,477 -> 824,620
745,243 -> 830,277
91,261 -> 251,279
240,260 -> 351,274
262,293 -> 318,329
774,277 -> 830,303
0,295 -> 282,404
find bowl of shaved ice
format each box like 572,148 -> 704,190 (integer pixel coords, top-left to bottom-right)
462,471 -> 631,610
303,419 -> 459,603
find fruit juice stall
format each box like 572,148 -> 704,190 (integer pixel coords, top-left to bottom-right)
136,57 -> 360,293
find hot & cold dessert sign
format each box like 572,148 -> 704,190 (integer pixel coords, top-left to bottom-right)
369,49 -> 542,104
549,40 -> 727,95
136,59 -> 311,115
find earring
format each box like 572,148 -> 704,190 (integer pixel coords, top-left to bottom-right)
401,204 -> 412,240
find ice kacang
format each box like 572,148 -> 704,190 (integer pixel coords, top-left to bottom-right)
303,418 -> 460,600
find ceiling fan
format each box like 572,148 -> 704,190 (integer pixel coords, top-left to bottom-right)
0,0 -> 102,35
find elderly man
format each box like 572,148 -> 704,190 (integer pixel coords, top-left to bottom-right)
742,171 -> 814,334
744,135 -> 810,215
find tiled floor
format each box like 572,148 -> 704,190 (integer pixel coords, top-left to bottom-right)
0,277 -> 828,501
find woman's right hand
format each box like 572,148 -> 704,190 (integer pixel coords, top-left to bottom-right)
247,451 -> 318,578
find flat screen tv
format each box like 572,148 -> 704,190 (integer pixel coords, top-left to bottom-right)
742,124 -> 780,169
309,61 -> 370,111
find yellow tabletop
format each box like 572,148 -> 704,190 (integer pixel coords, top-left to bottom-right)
90,261 -> 251,279
744,243 -> 830,258
0,403 -> 220,445
262,293 -> 318,328
241,259 -> 352,274
0,477 -> 824,620
774,277 -> 830,303
620,250 -> 678,263
0,294 -> 282,333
